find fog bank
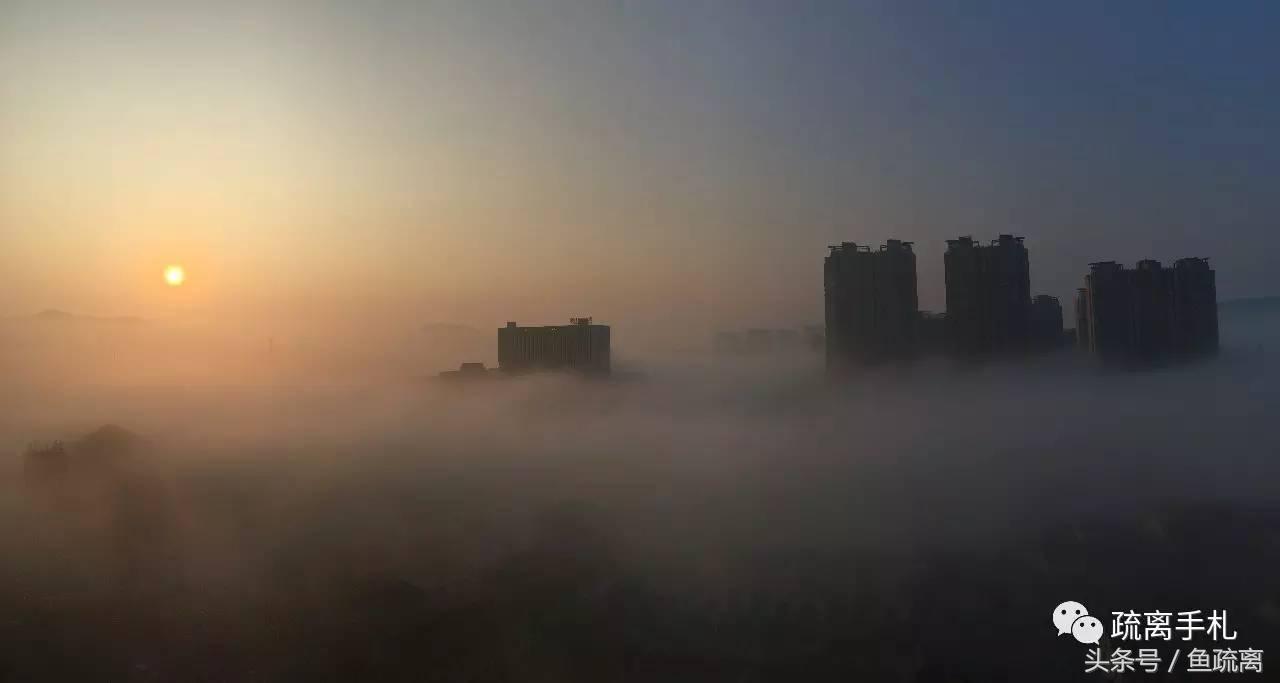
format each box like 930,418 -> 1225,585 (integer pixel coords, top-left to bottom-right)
0,309 -> 1277,680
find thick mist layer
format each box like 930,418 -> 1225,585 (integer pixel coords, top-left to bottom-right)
1,310 -> 1278,680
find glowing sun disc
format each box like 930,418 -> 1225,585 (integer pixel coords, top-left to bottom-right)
164,265 -> 186,287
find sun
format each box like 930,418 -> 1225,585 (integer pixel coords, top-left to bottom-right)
164,265 -> 186,287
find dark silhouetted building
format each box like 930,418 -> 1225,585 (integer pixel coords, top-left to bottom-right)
1030,295 -> 1065,348
438,362 -> 494,381
824,239 -> 918,369
1130,259 -> 1174,358
916,311 -> 949,356
1073,288 -> 1091,351
944,235 -> 1032,356
1080,258 -> 1218,362
498,318 -> 611,375
1082,261 -> 1131,359
1171,257 -> 1219,355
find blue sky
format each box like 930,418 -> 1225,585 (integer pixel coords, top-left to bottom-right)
2,1 -> 1277,334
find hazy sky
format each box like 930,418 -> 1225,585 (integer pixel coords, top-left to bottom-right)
3,1 -> 1278,343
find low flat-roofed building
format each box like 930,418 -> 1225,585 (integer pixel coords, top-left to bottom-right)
498,318 -> 611,375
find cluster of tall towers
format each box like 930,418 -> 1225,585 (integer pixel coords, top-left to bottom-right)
824,235 -> 1216,370
1074,259 -> 1218,362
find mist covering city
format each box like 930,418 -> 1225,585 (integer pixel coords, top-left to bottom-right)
0,299 -> 1277,680
5,1 -> 1280,681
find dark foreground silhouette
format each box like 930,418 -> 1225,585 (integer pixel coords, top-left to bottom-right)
3,416 -> 1278,682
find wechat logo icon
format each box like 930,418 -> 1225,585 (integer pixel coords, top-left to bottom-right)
1053,601 -> 1100,644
